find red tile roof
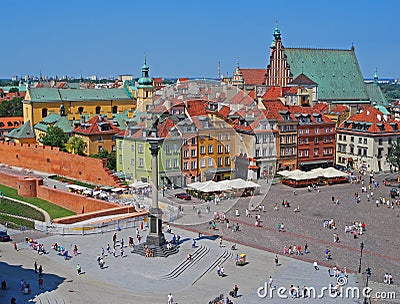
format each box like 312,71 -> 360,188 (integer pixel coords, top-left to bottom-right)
157,118 -> 175,138
218,105 -> 231,118
314,103 -> 329,113
262,86 -> 282,101
0,116 -> 23,130
186,100 -> 207,117
74,115 -> 121,135
329,104 -> 349,114
289,105 -> 333,124
240,68 -> 266,85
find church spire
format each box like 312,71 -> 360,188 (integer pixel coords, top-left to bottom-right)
374,68 -> 378,85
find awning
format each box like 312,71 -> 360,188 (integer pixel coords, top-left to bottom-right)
300,160 -> 333,166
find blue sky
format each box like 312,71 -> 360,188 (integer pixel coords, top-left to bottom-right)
1,0 -> 398,79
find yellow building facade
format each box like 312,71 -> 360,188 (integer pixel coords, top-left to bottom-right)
23,87 -> 136,125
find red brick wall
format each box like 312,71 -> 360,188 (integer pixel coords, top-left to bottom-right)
36,186 -> 120,214
0,142 -> 118,186
0,170 -> 19,188
53,206 -> 140,224
17,177 -> 38,197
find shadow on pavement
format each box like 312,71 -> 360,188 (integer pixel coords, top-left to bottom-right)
0,261 -> 66,303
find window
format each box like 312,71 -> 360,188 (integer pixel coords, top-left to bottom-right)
299,129 -> 303,135
131,144 -> 135,152
304,138 -> 309,144
95,106 -> 101,114
339,134 -> 342,141
191,161 -> 197,169
286,135 -> 290,144
343,135 -> 347,140
314,138 -> 318,144
173,144 -> 178,154
218,145 -> 223,153
225,156 -> 230,166
138,144 -> 143,153
166,159 -> 171,169
218,157 -> 222,166
280,136 -> 284,144
363,149 -> 367,156
183,138 -> 188,146
200,135 -> 205,141
191,149 -> 196,157
78,107 -> 84,114
112,145 -> 116,152
263,134 -> 268,143
183,162 -> 188,170
379,139 -> 383,145
42,108 -> 48,118
314,148 -> 318,156
358,138 -> 362,144
389,138 -> 392,145
299,139 -> 303,144
208,158 -> 213,166
165,144 -> 171,154
328,148 -> 333,155
304,150 -> 309,157
173,158 -> 179,168
208,133 -> 212,140
350,136 -> 354,142
200,158 -> 205,167
218,133 -> 222,141
225,133 -> 230,140
263,148 -> 267,156
119,155 -> 122,164
200,146 -> 205,154
286,148 -> 290,155
130,159 -> 135,165
280,148 -> 285,156
191,137 -> 197,145
350,147 -> 354,154
298,150 -> 303,157
256,149 -> 260,157
358,148 -> 362,155
208,145 -> 213,153
183,150 -> 189,158
225,145 -> 230,153
305,128 -> 309,134
138,158 -> 144,167
119,141 -> 123,150
330,127 -> 333,132
112,106 -> 118,114
315,128 -> 319,134
292,135 -> 296,143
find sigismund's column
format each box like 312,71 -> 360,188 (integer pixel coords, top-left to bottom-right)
145,135 -> 166,247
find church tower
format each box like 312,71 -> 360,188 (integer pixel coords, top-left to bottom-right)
137,56 -> 154,111
265,24 -> 292,87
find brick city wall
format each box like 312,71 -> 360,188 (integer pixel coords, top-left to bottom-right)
0,170 -> 19,188
53,206 -> 139,224
0,142 -> 118,186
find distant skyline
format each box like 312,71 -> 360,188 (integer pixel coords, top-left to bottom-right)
1,0 -> 399,79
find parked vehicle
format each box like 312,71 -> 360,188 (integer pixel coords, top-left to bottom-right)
0,231 -> 10,242
174,193 -> 191,200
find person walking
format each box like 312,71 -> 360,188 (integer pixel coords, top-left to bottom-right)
34,261 -> 38,273
274,255 -> 279,266
38,276 -> 43,289
77,263 -> 82,275
268,276 -> 273,289
13,242 -> 17,251
313,261 -> 319,270
167,292 -> 174,304
38,265 -> 43,277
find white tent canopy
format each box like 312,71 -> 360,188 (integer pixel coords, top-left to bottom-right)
187,178 -> 259,192
66,184 -> 88,191
129,181 -> 150,189
283,168 -> 349,181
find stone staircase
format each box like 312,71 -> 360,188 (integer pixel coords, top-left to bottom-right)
131,242 -> 180,258
160,245 -> 210,280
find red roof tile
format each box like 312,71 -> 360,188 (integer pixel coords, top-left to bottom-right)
314,103 -> 329,113
240,68 -> 266,85
186,100 -> 207,117
0,116 -> 23,130
262,87 -> 282,101
157,118 -> 175,138
74,116 -> 121,135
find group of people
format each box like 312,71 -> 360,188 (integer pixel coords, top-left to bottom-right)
51,243 -> 69,259
283,244 -> 303,255
26,237 -> 46,255
383,273 -> 394,284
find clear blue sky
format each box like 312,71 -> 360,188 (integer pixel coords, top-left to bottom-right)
1,0 -> 398,79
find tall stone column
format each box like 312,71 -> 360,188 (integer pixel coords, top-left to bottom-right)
145,138 -> 166,247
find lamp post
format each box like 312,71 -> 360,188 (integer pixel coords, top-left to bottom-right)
358,241 -> 364,273
364,267 -> 371,304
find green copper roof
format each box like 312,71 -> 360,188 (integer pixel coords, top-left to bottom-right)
41,113 -> 61,124
53,116 -> 73,133
26,88 -> 131,103
365,82 -> 389,107
7,121 -> 35,139
374,105 -> 390,115
284,48 -> 369,102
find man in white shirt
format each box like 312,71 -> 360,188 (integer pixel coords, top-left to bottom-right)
167,293 -> 174,304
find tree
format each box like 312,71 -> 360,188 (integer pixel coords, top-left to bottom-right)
387,138 -> 400,181
90,149 -> 116,171
65,136 -> 86,155
40,126 -> 68,148
0,97 -> 23,117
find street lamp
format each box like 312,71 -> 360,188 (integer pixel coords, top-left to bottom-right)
358,241 -> 364,273
364,267 -> 371,304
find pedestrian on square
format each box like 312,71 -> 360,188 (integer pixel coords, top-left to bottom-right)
14,242 -> 17,251
167,292 -> 174,304
268,276 -> 273,288
275,255 -> 279,266
38,276 -> 43,289
38,265 -> 43,277
304,243 -> 309,254
77,263 -> 82,275
34,261 -> 37,273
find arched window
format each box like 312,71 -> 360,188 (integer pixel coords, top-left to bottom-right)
42,108 -> 48,118
112,106 -> 118,114
78,107 -> 84,114
95,106 -> 101,114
